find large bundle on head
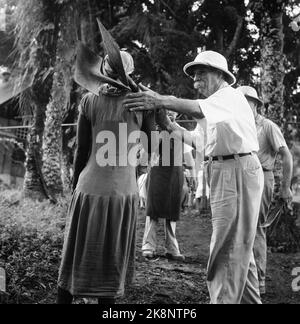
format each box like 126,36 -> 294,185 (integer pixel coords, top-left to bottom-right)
74,18 -> 139,95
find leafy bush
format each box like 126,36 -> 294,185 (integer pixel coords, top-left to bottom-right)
268,203 -> 300,253
0,190 -> 70,304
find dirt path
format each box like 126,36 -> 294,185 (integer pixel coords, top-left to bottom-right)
119,208 -> 300,304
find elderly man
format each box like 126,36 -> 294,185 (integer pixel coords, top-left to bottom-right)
124,51 -> 264,304
238,86 -> 293,295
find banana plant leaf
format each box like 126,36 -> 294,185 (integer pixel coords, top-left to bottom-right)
97,18 -> 139,92
97,18 -> 128,87
74,19 -> 140,95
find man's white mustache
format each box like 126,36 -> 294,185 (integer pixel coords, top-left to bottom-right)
194,81 -> 204,89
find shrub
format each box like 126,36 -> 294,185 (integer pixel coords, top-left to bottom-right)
0,190 -> 70,304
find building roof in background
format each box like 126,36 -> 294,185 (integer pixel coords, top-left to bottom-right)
0,66 -> 11,75
0,76 -> 32,107
0,80 -> 16,106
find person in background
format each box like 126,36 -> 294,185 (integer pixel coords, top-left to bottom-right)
238,86 -> 293,295
142,111 -> 198,262
136,147 -> 149,209
291,176 -> 299,197
181,167 -> 190,213
291,176 -> 300,228
181,149 -> 198,212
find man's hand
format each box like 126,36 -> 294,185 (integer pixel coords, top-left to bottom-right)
123,84 -> 163,112
191,177 -> 198,192
124,84 -> 205,120
281,186 -> 293,209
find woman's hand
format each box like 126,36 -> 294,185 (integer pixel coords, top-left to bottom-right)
192,177 -> 198,192
155,109 -> 173,132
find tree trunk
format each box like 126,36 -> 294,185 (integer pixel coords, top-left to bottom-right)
23,29 -> 59,200
42,70 -> 64,197
61,150 -> 73,192
41,3 -> 77,199
260,0 -> 299,251
20,0 -> 61,200
260,2 -> 286,195
81,0 -> 98,51
260,7 -> 286,126
23,101 -> 47,200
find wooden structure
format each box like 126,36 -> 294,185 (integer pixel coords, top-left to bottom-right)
0,79 -> 27,187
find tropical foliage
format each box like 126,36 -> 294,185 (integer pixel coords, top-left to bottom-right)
1,0 -> 299,199
0,0 -> 300,305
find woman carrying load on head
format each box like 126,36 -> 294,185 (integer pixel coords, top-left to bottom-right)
56,50 -> 154,304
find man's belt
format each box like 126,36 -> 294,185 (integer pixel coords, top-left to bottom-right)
204,152 -> 252,162
262,168 -> 273,172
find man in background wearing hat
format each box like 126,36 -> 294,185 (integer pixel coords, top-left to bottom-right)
124,51 -> 264,304
238,86 -> 293,295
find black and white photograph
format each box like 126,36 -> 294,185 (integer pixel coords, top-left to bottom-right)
0,0 -> 300,309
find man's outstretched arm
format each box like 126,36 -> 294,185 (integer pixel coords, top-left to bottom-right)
124,84 -> 205,120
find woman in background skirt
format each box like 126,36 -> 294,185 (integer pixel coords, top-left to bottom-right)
142,111 -> 186,261
57,51 -> 154,304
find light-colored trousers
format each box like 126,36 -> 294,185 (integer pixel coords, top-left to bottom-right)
206,154 -> 264,304
142,216 -> 181,255
138,174 -> 148,208
253,171 -> 274,290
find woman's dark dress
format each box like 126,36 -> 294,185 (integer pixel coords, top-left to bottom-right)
146,139 -> 184,222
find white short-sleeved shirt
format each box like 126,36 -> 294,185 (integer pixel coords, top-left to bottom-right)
256,114 -> 287,171
197,86 -> 259,157
183,120 -> 207,155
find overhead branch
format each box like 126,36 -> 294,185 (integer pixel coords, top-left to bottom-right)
215,27 -> 224,53
246,0 -> 256,11
294,12 -> 300,20
159,0 -> 189,29
225,14 -> 244,58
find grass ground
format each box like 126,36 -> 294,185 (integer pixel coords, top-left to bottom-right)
118,208 -> 300,304
0,191 -> 299,304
